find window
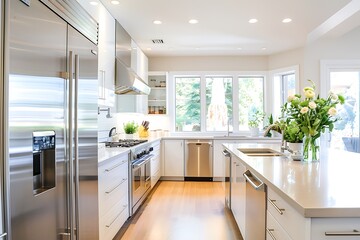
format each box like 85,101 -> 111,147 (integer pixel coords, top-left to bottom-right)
170,72 -> 267,134
330,72 -> 359,153
321,60 -> 360,153
205,77 -> 233,131
238,76 -> 264,130
273,73 -> 295,118
175,77 -> 201,132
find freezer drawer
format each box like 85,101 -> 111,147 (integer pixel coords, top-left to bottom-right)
185,140 -> 213,181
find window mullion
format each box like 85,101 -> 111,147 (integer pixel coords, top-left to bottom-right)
200,74 -> 207,132
232,75 -> 239,133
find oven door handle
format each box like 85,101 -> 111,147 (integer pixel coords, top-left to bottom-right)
132,154 -> 153,168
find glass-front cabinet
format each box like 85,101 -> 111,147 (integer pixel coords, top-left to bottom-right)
148,72 -> 167,114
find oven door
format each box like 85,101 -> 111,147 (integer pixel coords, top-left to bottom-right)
132,163 -> 144,208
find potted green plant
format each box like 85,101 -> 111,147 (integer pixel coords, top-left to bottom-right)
248,110 -> 265,136
123,121 -> 138,138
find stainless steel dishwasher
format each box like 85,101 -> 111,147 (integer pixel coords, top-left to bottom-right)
243,169 -> 267,240
185,140 -> 213,181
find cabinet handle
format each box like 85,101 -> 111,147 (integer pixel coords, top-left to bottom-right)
222,150 -> 230,157
105,159 -> 127,172
0,233 -> 7,238
105,178 -> 127,194
268,199 -> 285,215
325,229 -> 360,236
266,228 -> 277,240
105,204 -> 127,228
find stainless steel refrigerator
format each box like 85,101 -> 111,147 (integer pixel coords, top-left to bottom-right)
6,0 -> 99,239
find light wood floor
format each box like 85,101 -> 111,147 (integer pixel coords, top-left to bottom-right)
114,181 -> 243,240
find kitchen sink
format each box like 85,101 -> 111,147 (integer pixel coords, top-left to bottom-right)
238,148 -> 283,157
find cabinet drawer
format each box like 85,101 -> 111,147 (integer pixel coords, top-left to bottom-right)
267,211 -> 292,240
151,157 -> 160,174
267,188 -> 309,240
99,157 -> 128,187
99,178 -> 128,217
311,217 -> 360,240
99,195 -> 129,240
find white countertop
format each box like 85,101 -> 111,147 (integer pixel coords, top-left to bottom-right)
223,143 -> 360,218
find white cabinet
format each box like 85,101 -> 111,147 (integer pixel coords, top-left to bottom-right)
162,140 -> 184,179
267,187 -> 309,240
230,156 -> 246,239
98,153 -> 129,240
117,95 -> 148,114
150,140 -> 161,188
148,72 -> 167,115
213,140 -> 241,181
131,40 -> 148,82
98,6 -> 115,107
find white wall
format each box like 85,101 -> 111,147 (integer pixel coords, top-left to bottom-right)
303,26 -> 360,90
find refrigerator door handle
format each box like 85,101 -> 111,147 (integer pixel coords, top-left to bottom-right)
0,233 -> 7,238
74,54 -> 80,239
68,50 -> 75,240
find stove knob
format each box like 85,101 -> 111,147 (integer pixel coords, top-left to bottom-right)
136,153 -> 142,159
149,147 -> 154,152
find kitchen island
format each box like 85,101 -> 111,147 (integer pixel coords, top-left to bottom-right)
224,143 -> 360,240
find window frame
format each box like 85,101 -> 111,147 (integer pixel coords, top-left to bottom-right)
269,65 -> 300,119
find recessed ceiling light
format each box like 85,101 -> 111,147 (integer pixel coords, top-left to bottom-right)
282,18 -> 292,23
189,19 -> 199,24
111,0 -> 120,5
89,1 -> 98,6
262,47 -> 267,50
237,47 -> 242,50
146,48 -> 152,51
248,18 -> 258,23
195,47 -> 200,50
153,20 -> 162,25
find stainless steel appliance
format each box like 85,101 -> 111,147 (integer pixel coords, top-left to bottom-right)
115,59 -> 151,95
105,139 -> 147,148
130,143 -> 153,215
7,0 -> 99,239
222,149 -> 231,209
0,1 -> 8,238
185,140 -> 213,181
243,169 -> 267,240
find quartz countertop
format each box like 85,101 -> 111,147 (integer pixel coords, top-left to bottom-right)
223,143 -> 360,218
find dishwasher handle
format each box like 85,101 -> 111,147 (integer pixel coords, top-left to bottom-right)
186,142 -> 212,145
243,170 -> 265,191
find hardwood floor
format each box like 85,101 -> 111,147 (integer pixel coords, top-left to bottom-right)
114,181 -> 243,240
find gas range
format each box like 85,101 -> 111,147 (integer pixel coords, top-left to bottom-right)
105,139 -> 148,148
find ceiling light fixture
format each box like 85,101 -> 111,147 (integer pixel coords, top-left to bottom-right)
89,1 -> 98,6
110,0 -> 120,5
153,20 -> 162,25
189,19 -> 199,24
248,18 -> 258,23
146,48 -> 152,51
282,18 -> 292,23
262,47 -> 267,50
237,47 -> 242,50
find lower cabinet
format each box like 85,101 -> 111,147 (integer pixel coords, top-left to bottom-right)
98,153 -> 129,240
162,139 -> 184,179
150,140 -> 161,188
230,156 -> 246,238
267,186 -> 360,240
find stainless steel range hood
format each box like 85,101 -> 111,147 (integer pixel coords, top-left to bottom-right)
115,58 -> 151,95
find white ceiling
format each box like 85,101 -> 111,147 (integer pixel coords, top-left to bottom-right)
82,0 -> 360,57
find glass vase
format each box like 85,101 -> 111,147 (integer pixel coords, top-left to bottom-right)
303,135 -> 320,162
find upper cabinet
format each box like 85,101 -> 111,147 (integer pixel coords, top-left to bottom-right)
148,72 -> 167,115
98,6 -> 116,107
131,40 -> 148,82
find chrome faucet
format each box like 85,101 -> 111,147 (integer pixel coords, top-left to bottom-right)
263,124 -> 291,153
